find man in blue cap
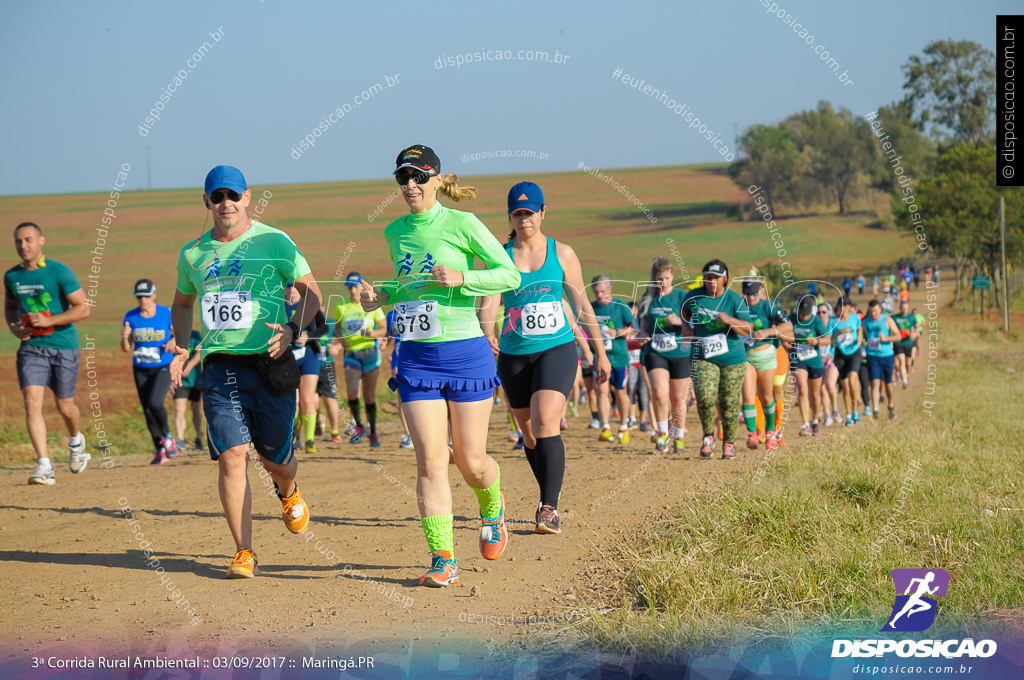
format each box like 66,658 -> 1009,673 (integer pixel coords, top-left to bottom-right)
170,165 -> 323,578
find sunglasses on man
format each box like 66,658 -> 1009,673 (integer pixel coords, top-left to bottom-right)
209,189 -> 243,204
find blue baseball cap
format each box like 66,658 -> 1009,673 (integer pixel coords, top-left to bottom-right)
507,181 -> 544,214
344,273 -> 363,286
205,165 -> 247,195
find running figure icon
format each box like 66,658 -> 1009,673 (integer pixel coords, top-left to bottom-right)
887,571 -> 939,629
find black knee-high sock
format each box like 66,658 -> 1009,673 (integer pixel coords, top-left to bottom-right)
533,435 -> 566,509
523,445 -> 540,480
348,399 -> 362,426
365,402 -> 377,435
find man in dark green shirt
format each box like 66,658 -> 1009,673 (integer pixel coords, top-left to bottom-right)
4,222 -> 92,485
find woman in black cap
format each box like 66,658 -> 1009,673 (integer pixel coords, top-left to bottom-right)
121,278 -> 178,464
359,145 -> 521,587
680,260 -> 752,459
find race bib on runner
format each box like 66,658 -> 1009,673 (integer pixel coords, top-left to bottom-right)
867,337 -> 881,352
344,317 -> 366,336
202,291 -> 253,331
628,348 -> 641,364
133,346 -> 162,364
393,300 -> 441,341
742,334 -> 755,348
293,346 -> 307,361
795,344 -> 817,362
521,301 -> 565,336
601,327 -> 613,351
652,333 -> 678,352
702,333 -> 727,358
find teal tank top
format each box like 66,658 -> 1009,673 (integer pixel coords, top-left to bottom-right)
498,237 -> 573,355
863,313 -> 894,357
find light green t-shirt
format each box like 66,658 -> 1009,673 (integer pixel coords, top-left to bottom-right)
335,302 -> 385,352
380,202 -> 520,343
176,222 -> 312,356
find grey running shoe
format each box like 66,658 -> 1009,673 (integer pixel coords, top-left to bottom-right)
29,464 -> 56,485
69,438 -> 90,474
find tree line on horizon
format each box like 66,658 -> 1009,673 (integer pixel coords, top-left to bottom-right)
729,39 -> 1023,307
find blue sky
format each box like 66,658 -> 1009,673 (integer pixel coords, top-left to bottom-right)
0,0 -> 1012,195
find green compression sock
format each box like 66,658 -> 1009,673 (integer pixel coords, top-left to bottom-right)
420,514 -> 455,555
301,414 -> 316,442
743,404 -> 758,434
470,464 -> 503,518
765,400 -> 777,432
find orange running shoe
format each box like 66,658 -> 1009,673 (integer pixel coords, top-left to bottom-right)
480,492 -> 508,560
419,550 -> 460,587
226,549 -> 259,579
279,483 -> 309,534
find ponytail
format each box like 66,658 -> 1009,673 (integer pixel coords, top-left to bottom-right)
439,173 -> 477,203
639,256 -> 672,319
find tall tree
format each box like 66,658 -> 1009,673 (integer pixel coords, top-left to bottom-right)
728,124 -> 799,217
899,144 -> 1024,304
870,98 -> 938,195
790,102 -> 876,214
903,39 -> 996,145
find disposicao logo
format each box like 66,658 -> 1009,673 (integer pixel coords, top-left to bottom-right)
882,568 -> 949,632
831,568 -> 997,659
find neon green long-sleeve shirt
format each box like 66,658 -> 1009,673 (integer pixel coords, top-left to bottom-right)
379,201 -> 520,343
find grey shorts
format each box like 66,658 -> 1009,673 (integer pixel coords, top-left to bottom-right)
17,345 -> 80,399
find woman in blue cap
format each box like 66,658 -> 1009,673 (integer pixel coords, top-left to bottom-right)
481,182 -> 610,534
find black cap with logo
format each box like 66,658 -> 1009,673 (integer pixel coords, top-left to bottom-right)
394,145 -> 441,175
133,279 -> 156,297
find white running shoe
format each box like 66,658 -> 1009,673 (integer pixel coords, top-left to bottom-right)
823,414 -> 834,428
69,438 -> 90,474
588,418 -> 601,430
399,434 -> 414,449
29,464 -> 55,485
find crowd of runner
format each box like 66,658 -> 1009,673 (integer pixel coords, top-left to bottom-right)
4,146 -> 929,585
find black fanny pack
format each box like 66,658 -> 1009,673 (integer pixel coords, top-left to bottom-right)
256,348 -> 301,395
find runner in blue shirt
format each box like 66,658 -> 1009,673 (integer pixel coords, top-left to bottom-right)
863,299 -> 902,420
121,279 -> 178,464
830,296 -> 863,426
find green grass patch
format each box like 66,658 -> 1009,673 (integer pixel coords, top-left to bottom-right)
572,316 -> 1024,657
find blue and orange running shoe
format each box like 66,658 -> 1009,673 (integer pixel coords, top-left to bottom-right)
480,492 -> 508,560
419,550 -> 459,587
